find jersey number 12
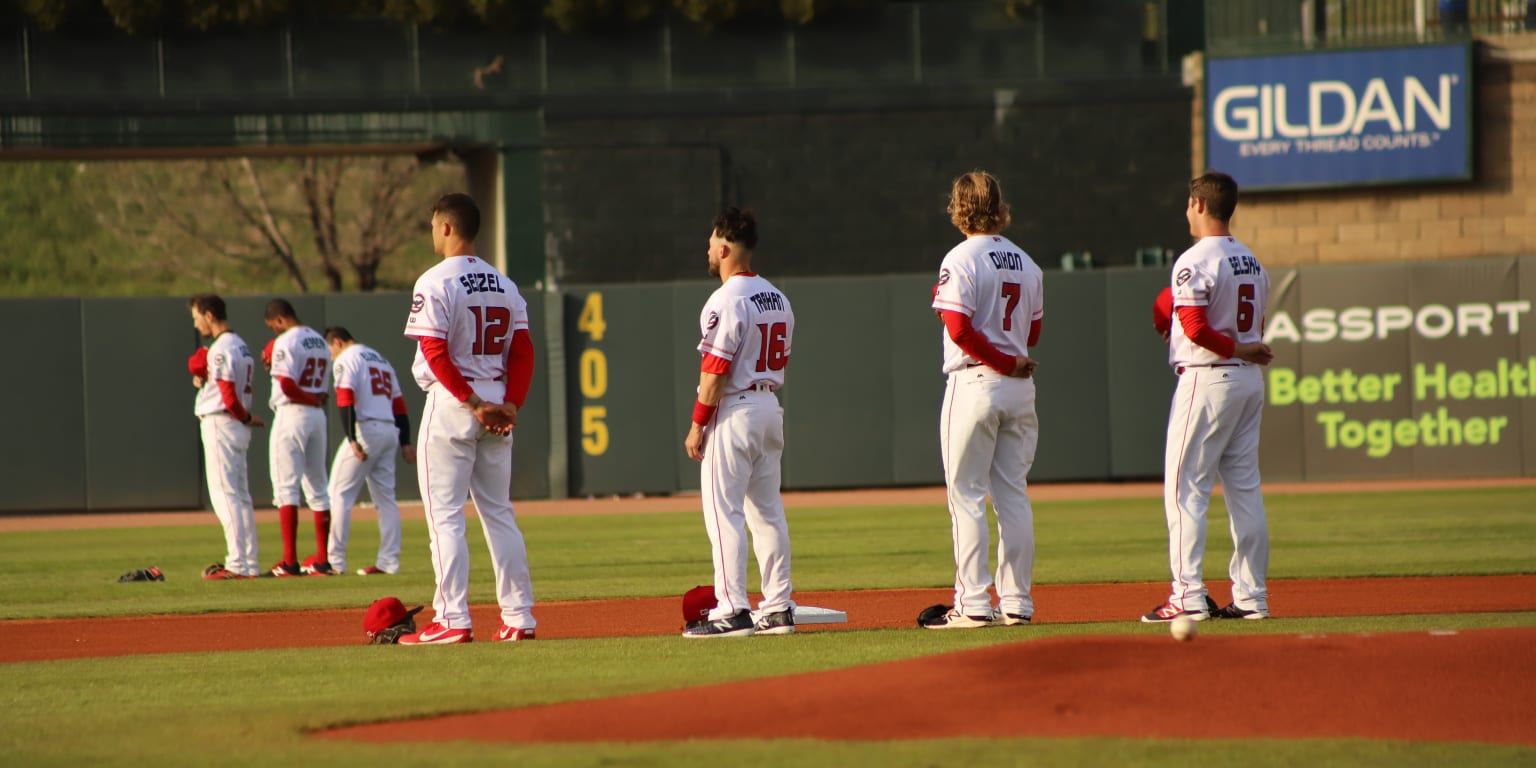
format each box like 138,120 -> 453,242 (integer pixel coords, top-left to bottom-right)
469,306 -> 512,355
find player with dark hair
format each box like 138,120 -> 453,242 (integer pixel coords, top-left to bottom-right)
263,298 -> 334,577
1143,170 -> 1274,623
926,171 -> 1044,629
323,326 -> 416,576
399,192 -> 538,644
188,294 -> 264,579
682,207 -> 797,638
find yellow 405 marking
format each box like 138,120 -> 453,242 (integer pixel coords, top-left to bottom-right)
578,292 -> 609,456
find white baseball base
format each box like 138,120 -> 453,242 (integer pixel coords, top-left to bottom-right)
791,605 -> 848,625
749,605 -> 848,625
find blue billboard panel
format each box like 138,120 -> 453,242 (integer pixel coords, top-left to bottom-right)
1206,44 -> 1472,190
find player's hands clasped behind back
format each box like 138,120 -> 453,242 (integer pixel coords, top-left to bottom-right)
1234,341 -> 1275,366
1011,355 -> 1039,379
470,400 -> 518,436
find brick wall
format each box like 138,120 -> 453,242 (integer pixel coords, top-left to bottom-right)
1191,43 -> 1536,267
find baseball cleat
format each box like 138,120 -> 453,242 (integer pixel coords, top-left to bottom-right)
269,561 -> 303,578
753,608 -> 796,636
398,623 -> 473,645
1140,602 -> 1211,623
682,609 -> 756,638
300,556 -> 336,576
356,566 -> 394,575
1211,602 -> 1268,620
1003,613 -> 1032,626
201,563 -> 240,581
921,609 -> 996,629
493,625 -> 536,642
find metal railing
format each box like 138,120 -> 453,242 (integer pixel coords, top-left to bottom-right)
1208,0 -> 1536,55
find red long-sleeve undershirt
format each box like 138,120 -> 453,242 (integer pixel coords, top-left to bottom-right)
276,376 -> 323,406
939,311 -> 1041,374
418,329 -> 535,409
701,353 -> 731,375
215,380 -> 251,422
1176,305 -> 1237,359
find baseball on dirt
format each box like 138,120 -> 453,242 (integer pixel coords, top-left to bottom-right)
1170,615 -> 1198,641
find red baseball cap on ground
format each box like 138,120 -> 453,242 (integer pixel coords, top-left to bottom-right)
364,597 -> 424,637
683,585 -> 716,625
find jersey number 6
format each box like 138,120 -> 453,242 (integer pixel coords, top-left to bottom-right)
755,322 -> 789,372
469,306 -> 512,355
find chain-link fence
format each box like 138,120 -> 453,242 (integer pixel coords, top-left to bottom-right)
1208,0 -> 1536,54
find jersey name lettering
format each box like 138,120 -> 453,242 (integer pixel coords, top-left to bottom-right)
300,336 -> 327,351
361,350 -> 387,364
458,272 -> 507,295
1227,254 -> 1262,276
748,292 -> 785,312
988,251 -> 1025,270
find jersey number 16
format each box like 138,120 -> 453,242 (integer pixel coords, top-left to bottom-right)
755,322 -> 788,373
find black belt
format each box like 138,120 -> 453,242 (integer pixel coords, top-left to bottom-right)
1177,362 -> 1244,374
965,361 -> 987,368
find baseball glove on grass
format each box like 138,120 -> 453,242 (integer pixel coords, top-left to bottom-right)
916,603 -> 953,627
118,566 -> 165,583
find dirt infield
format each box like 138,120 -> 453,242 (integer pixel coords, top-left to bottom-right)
4,575 -> 1533,664
321,627 -> 1536,747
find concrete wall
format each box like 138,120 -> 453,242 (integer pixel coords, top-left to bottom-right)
541,79 -> 1196,284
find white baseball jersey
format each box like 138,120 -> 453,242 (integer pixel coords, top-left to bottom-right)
406,255 -> 529,393
932,234 -> 1043,374
194,332 -> 256,417
268,326 -> 332,409
696,273 -> 793,393
332,343 -> 403,421
1168,235 -> 1269,368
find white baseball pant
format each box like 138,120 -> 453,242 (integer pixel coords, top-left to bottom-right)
270,404 -> 331,510
417,381 -> 536,631
326,419 -> 402,574
939,367 -> 1038,619
699,390 -> 794,620
1163,364 -> 1269,612
200,415 -> 260,576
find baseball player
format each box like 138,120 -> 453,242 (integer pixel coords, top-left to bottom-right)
188,294 -> 265,579
926,171 -> 1042,629
399,192 -> 537,645
323,326 -> 416,576
1143,170 -> 1274,623
263,299 -> 334,577
682,207 -> 796,639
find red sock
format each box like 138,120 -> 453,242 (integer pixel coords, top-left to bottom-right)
314,510 -> 331,560
280,505 -> 298,565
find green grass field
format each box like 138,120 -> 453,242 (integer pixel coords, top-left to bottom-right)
2,485 -> 1534,767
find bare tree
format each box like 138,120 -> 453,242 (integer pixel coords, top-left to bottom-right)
89,154 -> 453,293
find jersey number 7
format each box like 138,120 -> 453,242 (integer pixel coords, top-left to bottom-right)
1000,282 -> 1021,331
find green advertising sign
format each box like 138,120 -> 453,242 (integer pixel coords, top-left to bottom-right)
1260,257 -> 1531,480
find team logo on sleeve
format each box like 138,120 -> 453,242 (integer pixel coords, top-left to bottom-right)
1175,268 -> 1192,287
706,311 -> 719,331
274,350 -> 287,363
411,293 -> 425,313
937,268 -> 951,286
212,354 -> 225,367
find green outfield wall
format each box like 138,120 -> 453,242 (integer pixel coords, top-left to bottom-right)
1,256 -> 1531,513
